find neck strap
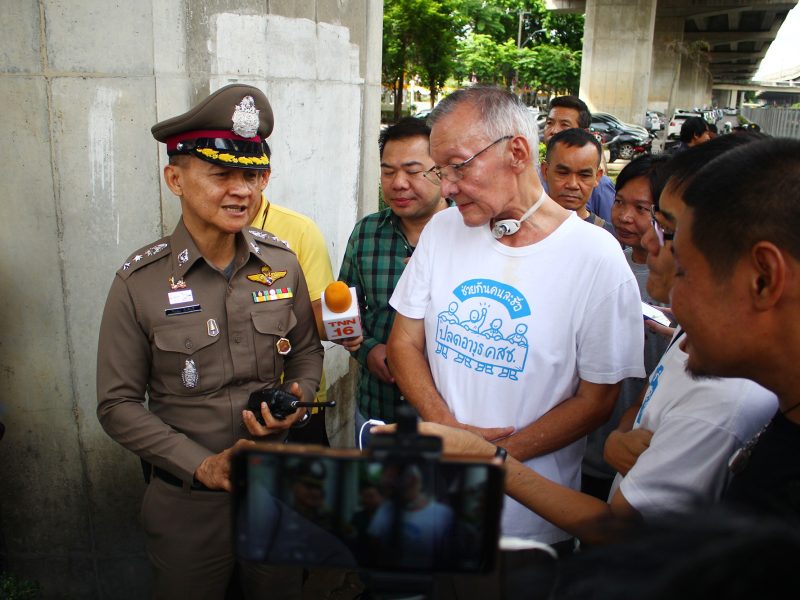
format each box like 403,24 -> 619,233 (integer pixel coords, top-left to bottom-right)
491,191 -> 547,239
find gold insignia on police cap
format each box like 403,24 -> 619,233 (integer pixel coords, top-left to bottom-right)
232,96 -> 260,138
151,84 -> 274,171
247,265 -> 287,287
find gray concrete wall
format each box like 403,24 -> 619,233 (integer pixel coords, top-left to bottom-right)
579,0 -> 657,125
648,16 -> 685,114
0,1 -> 382,597
675,55 -> 713,110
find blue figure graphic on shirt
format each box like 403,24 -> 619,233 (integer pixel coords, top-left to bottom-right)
482,319 -> 504,340
435,279 -> 531,380
462,307 -> 488,332
636,364 -> 664,424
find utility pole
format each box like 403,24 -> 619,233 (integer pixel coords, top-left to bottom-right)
514,10 -> 530,93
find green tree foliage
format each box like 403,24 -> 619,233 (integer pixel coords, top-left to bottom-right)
383,0 -> 584,119
451,0 -> 583,98
410,1 -> 460,109
383,0 -> 461,121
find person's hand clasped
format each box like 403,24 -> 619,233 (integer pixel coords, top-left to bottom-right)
460,422 -> 515,443
242,382 -> 308,436
366,343 -> 395,384
603,428 -> 654,475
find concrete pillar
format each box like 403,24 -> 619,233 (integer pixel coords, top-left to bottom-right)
0,1 -> 382,597
676,55 -> 712,109
579,0 -> 657,124
647,17 -> 685,114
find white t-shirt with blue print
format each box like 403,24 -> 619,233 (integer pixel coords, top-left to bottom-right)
391,207 -> 645,543
609,327 -> 777,517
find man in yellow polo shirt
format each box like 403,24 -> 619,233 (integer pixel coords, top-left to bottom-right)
250,144 -> 361,445
250,190 -> 334,445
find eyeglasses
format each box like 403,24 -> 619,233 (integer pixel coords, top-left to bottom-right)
650,205 -> 675,247
381,168 -> 437,184
423,136 -> 513,184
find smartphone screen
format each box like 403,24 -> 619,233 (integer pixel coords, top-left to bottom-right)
232,447 -> 504,573
641,301 -> 671,327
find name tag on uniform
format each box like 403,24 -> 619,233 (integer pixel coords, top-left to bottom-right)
165,304 -> 202,317
169,289 -> 194,305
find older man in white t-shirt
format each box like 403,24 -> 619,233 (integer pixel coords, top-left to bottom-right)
386,85 -> 645,547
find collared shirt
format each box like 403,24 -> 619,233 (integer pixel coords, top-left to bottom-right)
97,219 -> 323,483
251,196 -> 334,408
250,196 -> 334,302
586,174 -> 616,223
338,208 -> 413,421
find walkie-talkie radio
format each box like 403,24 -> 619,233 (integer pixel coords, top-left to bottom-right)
247,388 -> 336,423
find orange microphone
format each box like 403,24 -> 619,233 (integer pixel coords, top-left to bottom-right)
321,281 -> 363,340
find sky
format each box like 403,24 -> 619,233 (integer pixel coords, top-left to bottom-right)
754,4 -> 800,80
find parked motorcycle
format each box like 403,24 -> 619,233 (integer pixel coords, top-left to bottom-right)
607,132 -> 652,162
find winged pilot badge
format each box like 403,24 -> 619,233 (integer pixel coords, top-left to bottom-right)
247,265 -> 287,287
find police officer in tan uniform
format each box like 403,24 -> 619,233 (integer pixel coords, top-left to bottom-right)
96,84 -> 322,598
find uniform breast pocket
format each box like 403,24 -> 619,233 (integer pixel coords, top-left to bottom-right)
251,306 -> 297,382
152,321 -> 224,395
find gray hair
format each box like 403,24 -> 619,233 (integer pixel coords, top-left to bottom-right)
429,85 -> 539,164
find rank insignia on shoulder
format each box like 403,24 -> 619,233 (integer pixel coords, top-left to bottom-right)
252,288 -> 293,303
247,265 -> 287,286
119,240 -> 170,274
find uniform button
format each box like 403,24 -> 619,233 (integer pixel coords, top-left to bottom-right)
234,335 -> 242,343
185,339 -> 193,349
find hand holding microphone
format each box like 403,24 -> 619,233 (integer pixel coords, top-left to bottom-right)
321,281 -> 363,342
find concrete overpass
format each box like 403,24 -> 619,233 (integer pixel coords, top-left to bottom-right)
546,0 -> 797,124
714,77 -> 800,107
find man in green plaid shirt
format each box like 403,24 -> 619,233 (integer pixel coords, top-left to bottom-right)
339,117 -> 450,425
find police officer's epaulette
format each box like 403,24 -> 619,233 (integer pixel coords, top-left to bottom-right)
116,238 -> 171,279
246,228 -> 295,254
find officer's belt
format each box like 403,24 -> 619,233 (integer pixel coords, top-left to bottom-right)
152,465 -> 223,492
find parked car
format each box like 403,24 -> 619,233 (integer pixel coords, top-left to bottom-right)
413,108 -> 432,119
590,112 -> 652,162
667,109 -> 702,140
645,110 -> 665,132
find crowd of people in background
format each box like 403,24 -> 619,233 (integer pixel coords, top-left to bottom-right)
95,82 -> 800,598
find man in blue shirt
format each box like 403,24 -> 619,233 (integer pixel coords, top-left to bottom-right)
542,96 -> 615,223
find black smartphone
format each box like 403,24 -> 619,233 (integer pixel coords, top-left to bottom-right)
232,444 -> 504,573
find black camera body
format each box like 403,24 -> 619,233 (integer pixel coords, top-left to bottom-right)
232,406 -> 504,575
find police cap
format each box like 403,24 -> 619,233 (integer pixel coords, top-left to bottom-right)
151,84 -> 274,170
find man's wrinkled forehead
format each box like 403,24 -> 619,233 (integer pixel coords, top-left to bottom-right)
429,106 -> 488,163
